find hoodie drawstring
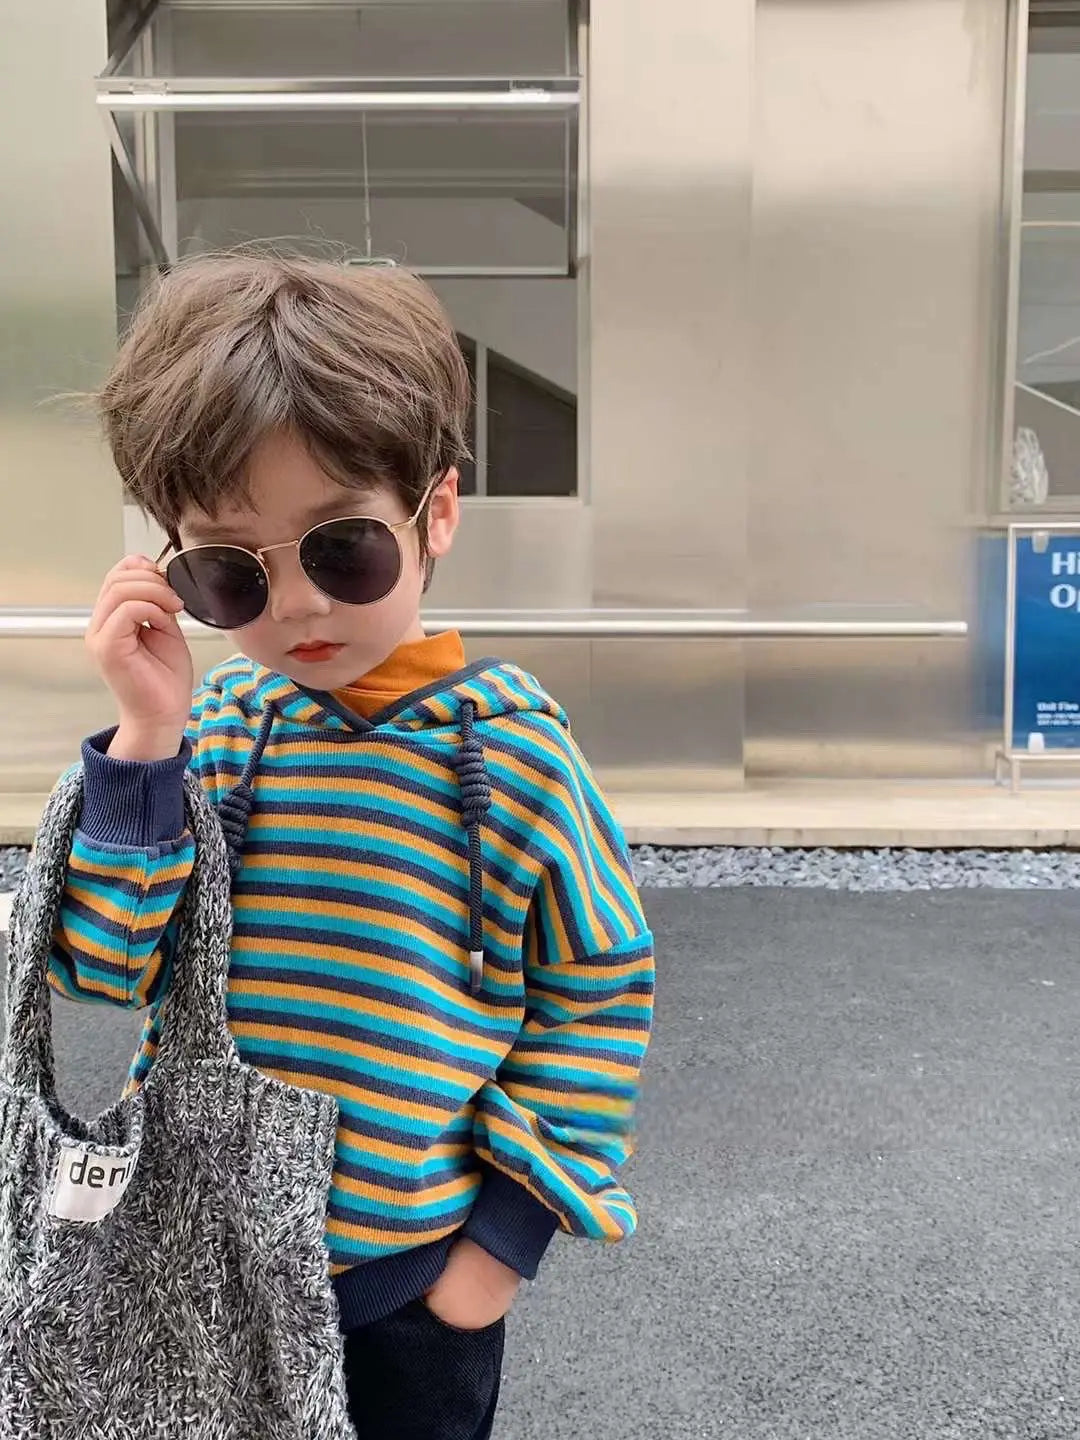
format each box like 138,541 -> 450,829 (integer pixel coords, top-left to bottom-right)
453,700 -> 491,994
217,702 -> 276,877
216,695 -> 491,994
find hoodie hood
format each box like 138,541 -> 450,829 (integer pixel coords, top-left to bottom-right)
231,654 -> 568,735
211,653 -> 569,995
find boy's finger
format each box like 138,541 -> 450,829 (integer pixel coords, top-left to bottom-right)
104,573 -> 181,603
88,577 -> 184,639
94,555 -> 162,611
108,554 -> 161,584
94,600 -> 183,652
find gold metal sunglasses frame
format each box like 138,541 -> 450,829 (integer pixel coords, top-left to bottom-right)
154,476 -> 441,619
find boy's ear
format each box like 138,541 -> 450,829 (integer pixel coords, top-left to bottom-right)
425,468 -> 460,560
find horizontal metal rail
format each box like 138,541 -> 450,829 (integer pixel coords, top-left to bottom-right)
96,87 -> 579,113
0,610 -> 968,640
96,75 -> 581,95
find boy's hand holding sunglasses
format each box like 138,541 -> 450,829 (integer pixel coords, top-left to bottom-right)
85,554 -> 194,763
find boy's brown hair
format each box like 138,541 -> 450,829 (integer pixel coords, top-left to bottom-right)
101,254 -> 471,547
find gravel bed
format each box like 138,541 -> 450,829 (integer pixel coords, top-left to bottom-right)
0,848 -> 27,892
632,845 -> 1080,890
6,843 -> 1080,895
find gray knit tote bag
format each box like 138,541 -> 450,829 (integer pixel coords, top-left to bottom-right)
0,767 -> 357,1440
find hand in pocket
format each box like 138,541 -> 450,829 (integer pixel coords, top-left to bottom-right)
422,1238 -> 520,1331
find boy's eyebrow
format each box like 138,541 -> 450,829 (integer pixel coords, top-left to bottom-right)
183,491 -> 379,546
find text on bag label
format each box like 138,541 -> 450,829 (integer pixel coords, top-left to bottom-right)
49,1143 -> 138,1222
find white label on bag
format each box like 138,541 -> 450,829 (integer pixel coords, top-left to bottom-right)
49,1144 -> 138,1223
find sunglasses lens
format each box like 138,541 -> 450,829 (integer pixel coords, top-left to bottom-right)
166,547 -> 268,630
300,518 -> 402,606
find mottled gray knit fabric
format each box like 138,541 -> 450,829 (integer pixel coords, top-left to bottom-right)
0,768 -> 357,1440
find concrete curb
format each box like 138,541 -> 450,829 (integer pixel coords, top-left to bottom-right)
8,785 -> 1080,851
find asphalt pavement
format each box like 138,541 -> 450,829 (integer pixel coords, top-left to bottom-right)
5,888 -> 1080,1439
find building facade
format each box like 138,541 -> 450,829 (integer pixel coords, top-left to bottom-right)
0,0 -> 1073,831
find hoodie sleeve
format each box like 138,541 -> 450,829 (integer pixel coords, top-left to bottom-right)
465,721 -> 655,1277
47,686 -> 222,1008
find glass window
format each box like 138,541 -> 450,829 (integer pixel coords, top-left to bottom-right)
104,1 -> 582,500
115,1 -> 574,81
457,335 -> 478,497
1008,15 -> 1080,509
486,350 -> 576,497
173,109 -> 572,273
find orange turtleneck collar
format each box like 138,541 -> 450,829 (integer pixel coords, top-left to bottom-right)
333,631 -> 466,720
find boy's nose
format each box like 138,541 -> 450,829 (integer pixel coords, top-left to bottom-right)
264,545 -> 333,624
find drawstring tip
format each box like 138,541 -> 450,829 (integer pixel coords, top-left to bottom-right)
469,950 -> 484,994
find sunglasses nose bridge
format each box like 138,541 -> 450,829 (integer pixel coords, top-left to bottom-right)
254,538 -> 304,586
254,537 -> 302,560
260,537 -> 332,623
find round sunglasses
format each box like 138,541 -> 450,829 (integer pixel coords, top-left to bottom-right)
156,479 -> 439,631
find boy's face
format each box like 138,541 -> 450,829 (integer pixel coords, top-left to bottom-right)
176,429 -> 460,687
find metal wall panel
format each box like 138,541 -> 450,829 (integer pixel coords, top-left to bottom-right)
0,0 -> 1021,816
0,0 -> 121,799
747,640 -> 985,780
586,0 -> 754,786
746,0 -> 1009,778
0,0 -> 119,607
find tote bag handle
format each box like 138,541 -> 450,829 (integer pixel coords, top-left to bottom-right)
2,768 -> 237,1098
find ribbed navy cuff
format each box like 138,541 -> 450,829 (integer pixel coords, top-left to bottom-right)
461,1166 -> 560,1280
333,1235 -> 455,1332
79,728 -> 190,847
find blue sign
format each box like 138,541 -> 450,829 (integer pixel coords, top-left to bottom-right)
1011,532 -> 1080,751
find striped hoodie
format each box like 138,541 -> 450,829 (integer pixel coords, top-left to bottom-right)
49,651 -> 655,1330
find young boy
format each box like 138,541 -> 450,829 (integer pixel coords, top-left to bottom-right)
49,255 -> 654,1439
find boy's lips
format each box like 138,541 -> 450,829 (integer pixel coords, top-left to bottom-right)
287,641 -> 345,662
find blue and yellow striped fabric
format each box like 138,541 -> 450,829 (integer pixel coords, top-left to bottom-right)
49,656 -> 654,1279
